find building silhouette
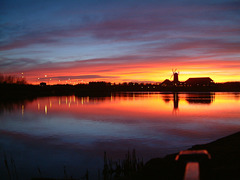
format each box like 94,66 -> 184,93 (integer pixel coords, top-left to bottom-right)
40,82 -> 47,86
161,70 -> 215,87
173,71 -> 179,85
185,77 -> 214,86
161,79 -> 173,87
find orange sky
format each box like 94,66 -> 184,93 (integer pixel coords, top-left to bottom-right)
15,59 -> 240,85
1,1 -> 240,84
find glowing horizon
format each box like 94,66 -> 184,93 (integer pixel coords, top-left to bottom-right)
1,0 -> 240,84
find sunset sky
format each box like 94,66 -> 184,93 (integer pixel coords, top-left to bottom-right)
1,0 -> 240,84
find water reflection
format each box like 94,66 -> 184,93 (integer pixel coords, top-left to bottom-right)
233,93 -> 239,100
162,93 -> 179,112
185,93 -> 214,104
162,93 -> 171,103
0,92 -> 240,179
0,98 -> 32,115
0,92 -> 218,114
173,93 -> 179,110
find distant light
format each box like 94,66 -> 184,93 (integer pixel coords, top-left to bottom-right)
45,75 -> 47,77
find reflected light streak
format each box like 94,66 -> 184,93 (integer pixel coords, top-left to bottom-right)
81,97 -> 83,105
21,105 -> 24,116
45,105 -> 48,115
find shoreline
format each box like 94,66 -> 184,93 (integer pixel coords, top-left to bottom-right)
0,83 -> 240,101
135,131 -> 240,180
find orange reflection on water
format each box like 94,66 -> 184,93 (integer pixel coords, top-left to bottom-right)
21,105 -> 24,116
44,105 -> 47,115
22,93 -> 240,125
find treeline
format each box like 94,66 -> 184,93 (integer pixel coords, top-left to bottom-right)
0,84 -> 76,100
0,80 -> 240,101
77,81 -> 240,92
0,74 -> 27,84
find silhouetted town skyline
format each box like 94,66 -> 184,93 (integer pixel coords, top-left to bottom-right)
161,69 -> 215,87
0,72 -> 239,102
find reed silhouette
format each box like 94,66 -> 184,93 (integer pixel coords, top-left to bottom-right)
102,149 -> 144,180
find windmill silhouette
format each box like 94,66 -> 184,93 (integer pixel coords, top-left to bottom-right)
170,69 -> 180,85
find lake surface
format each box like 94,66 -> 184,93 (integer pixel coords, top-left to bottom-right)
0,92 -> 240,179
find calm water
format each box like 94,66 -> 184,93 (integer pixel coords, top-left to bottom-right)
0,92 -> 240,179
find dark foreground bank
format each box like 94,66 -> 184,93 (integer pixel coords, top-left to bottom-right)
31,131 -> 240,180
131,131 -> 240,180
